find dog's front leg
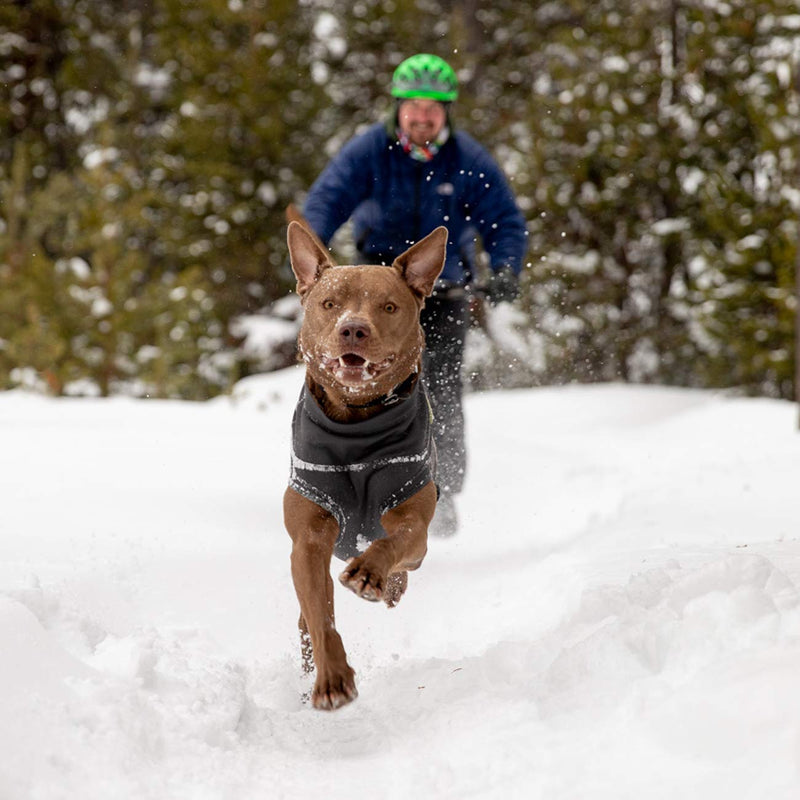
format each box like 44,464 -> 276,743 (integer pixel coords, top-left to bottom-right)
339,481 -> 436,605
284,487 -> 357,710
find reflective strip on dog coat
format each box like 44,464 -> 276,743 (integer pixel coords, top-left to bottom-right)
289,382 -> 436,561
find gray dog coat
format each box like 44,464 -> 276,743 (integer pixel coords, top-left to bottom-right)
288,380 -> 437,561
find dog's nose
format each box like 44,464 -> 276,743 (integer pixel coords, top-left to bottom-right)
338,319 -> 371,344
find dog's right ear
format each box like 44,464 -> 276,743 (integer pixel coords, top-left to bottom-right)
287,221 -> 334,297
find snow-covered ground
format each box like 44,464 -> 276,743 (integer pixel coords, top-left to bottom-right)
1,368 -> 799,799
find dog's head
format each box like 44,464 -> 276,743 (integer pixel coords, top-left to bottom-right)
287,221 -> 446,408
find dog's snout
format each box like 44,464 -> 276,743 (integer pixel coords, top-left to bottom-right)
338,318 -> 371,344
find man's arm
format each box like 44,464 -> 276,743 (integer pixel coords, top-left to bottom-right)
453,131 -> 527,271
456,139 -> 527,304
468,151 -> 528,276
302,127 -> 378,244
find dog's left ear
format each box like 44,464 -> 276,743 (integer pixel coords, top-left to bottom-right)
287,221 -> 334,297
392,226 -> 448,299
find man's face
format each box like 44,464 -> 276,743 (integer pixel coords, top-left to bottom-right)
397,99 -> 447,147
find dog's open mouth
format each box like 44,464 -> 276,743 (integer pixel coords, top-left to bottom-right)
339,353 -> 367,369
322,353 -> 395,383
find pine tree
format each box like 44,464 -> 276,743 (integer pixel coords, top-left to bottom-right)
1,0 -> 327,396
2,0 -> 798,400
509,0 -> 799,397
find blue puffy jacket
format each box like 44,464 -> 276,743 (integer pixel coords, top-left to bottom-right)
302,121 -> 527,285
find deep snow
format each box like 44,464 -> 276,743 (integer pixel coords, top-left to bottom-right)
1,369 -> 799,799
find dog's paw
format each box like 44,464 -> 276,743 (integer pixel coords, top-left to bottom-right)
313,669 -> 358,711
339,558 -> 385,602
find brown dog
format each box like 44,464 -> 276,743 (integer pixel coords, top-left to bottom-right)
283,215 -> 447,711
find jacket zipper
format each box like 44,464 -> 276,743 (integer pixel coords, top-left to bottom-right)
413,162 -> 422,240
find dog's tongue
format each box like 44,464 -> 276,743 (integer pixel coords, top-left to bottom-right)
340,353 -> 367,368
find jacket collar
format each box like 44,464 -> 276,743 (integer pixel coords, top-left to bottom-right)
344,372 -> 419,409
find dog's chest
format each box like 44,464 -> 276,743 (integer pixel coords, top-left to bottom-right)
288,384 -> 435,560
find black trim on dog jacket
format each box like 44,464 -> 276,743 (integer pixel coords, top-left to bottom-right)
289,381 -> 436,561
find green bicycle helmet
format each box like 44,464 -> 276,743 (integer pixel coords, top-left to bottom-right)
391,54 -> 458,102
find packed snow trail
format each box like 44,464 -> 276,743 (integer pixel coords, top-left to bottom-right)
1,371 -> 799,799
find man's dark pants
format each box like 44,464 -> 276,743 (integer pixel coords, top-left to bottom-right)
420,293 -> 469,498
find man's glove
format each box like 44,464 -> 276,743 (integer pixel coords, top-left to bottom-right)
486,265 -> 519,306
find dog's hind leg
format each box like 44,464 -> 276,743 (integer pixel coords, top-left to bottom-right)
298,614 -> 314,675
383,571 -> 408,608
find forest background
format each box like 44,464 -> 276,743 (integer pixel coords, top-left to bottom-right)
1,0 -> 799,401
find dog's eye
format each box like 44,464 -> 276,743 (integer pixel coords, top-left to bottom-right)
322,299 -> 335,310
384,302 -> 397,313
